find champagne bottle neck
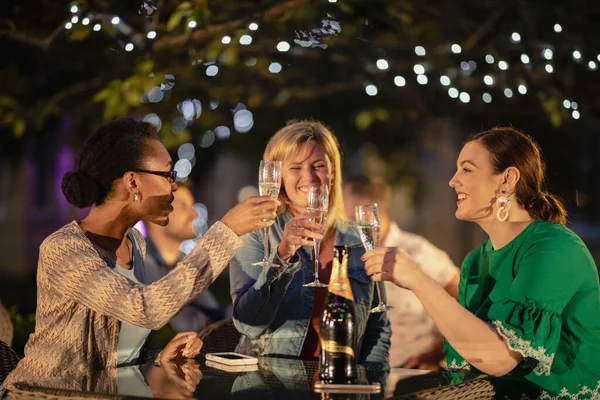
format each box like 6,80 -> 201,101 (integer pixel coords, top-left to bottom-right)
328,246 -> 354,300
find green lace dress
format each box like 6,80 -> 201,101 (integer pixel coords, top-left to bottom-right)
444,220 -> 600,398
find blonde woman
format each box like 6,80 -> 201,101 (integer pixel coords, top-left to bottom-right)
230,121 -> 390,365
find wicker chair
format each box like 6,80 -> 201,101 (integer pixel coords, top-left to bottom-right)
197,317 -> 241,354
7,383 -> 132,399
0,339 -> 19,386
394,376 -> 495,400
0,302 -> 13,347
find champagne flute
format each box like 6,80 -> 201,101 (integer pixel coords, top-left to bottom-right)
251,160 -> 282,268
356,204 -> 394,313
303,185 -> 329,288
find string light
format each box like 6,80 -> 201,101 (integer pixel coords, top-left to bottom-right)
394,76 -> 406,87
376,59 -> 389,70
413,64 -> 425,74
71,16 -> 79,23
206,65 -> 219,76
70,5 -> 78,13
415,46 -> 426,56
65,22 -> 73,30
86,12 -> 592,119
240,35 -> 253,45
277,41 -> 291,52
365,84 -> 378,96
269,62 -> 282,74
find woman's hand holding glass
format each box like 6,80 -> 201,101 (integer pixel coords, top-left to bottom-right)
220,196 -> 279,237
356,204 -> 394,312
362,246 -> 425,290
277,215 -> 324,262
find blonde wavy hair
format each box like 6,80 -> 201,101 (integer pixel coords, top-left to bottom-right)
263,120 -> 347,235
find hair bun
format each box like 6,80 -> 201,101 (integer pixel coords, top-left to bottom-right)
61,171 -> 101,208
529,191 -> 567,225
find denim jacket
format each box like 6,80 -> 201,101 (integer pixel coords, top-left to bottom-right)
229,213 -> 391,365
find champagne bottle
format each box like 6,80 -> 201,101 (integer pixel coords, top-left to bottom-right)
319,245 -> 357,384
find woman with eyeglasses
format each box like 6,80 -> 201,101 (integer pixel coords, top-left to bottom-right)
1,118 -> 278,395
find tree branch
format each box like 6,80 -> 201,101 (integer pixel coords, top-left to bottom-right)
42,78 -> 104,117
461,10 -> 503,52
151,0 -> 309,53
0,19 -> 66,53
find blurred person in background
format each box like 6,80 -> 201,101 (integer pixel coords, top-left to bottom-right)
343,176 -> 459,370
230,120 -> 390,366
144,182 -> 231,345
363,127 -> 600,394
1,118 -> 278,396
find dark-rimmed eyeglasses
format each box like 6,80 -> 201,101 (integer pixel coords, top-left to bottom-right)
134,169 -> 177,183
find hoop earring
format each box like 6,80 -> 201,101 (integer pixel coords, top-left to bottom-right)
496,192 -> 511,222
132,192 -> 140,202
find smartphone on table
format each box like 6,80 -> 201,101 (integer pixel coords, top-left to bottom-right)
205,352 -> 258,366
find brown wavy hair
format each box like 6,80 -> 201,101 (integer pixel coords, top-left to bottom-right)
466,127 -> 567,225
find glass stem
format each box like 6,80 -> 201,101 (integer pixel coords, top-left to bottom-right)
375,281 -> 383,305
262,227 -> 269,262
313,239 -> 321,282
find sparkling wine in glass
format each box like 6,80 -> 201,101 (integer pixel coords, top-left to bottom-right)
252,160 -> 282,268
356,203 -> 394,313
303,185 -> 329,288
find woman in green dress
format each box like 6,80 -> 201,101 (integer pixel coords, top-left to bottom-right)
363,127 -> 600,397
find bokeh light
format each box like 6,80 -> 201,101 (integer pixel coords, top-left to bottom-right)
199,130 -> 216,148
215,126 -> 231,139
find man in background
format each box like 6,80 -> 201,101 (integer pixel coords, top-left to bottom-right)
144,183 -> 230,344
343,176 -> 460,369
